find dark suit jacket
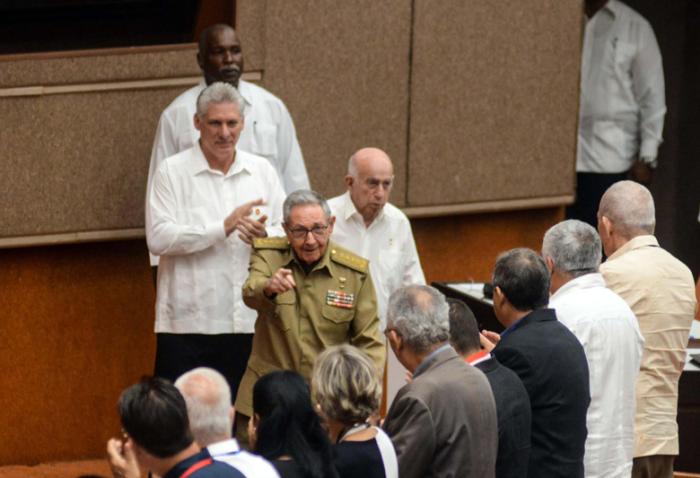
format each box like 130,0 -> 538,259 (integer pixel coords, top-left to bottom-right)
493,308 -> 590,478
476,356 -> 531,478
383,346 -> 498,478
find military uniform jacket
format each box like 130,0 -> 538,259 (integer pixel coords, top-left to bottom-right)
235,237 -> 385,417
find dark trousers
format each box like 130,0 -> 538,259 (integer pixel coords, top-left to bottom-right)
631,455 -> 674,478
154,332 -> 254,402
566,172 -> 627,227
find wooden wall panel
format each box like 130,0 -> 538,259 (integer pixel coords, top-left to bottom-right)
0,87 -> 185,237
260,0 -> 412,205
0,240 -> 155,465
414,207 -> 565,284
0,46 -> 199,87
408,0 -> 582,206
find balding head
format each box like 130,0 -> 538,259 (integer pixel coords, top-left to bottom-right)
597,181 -> 655,255
174,368 -> 233,447
345,147 -> 395,226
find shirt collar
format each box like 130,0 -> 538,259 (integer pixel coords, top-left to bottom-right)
284,241 -> 337,278
339,191 -> 386,225
206,438 -> 241,457
550,272 -> 606,301
414,343 -> 452,377
236,79 -> 254,109
188,143 -> 253,179
606,235 -> 659,262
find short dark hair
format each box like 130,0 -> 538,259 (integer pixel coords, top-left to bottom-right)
198,23 -> 233,54
118,376 -> 193,458
447,299 -> 480,356
492,248 -> 550,312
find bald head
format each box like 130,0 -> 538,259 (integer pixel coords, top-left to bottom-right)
597,181 -> 655,256
346,147 -> 395,226
174,368 -> 232,447
598,181 -> 655,236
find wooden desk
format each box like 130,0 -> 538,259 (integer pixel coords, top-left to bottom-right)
432,281 -> 503,333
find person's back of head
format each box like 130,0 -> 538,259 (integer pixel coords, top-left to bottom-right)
174,367 -> 232,447
118,376 -> 194,459
492,248 -> 550,313
597,180 -> 655,254
252,370 -> 338,478
542,219 -> 602,279
447,299 -> 481,357
312,344 -> 381,431
386,285 -> 450,354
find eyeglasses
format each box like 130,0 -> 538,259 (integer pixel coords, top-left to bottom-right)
286,223 -> 330,240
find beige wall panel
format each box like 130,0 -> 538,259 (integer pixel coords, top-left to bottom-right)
408,0 -> 582,206
260,0 -> 411,204
0,46 -> 199,87
0,87 -> 183,238
236,0 -> 266,71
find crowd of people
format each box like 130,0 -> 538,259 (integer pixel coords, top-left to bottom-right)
106,2 -> 698,477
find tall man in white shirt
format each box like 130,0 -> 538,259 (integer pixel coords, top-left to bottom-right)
328,147 -> 425,404
542,219 -> 643,478
597,181 -> 696,478
147,23 -> 309,271
569,0 -> 666,227
146,82 -> 286,400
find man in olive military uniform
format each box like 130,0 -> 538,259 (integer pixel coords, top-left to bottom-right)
234,189 -> 385,427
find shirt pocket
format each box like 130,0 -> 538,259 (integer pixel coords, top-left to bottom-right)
273,290 -> 296,331
320,304 -> 354,342
614,41 -> 636,74
251,121 -> 278,158
378,251 -> 405,290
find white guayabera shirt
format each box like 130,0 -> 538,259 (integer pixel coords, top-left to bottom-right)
147,79 -> 309,266
147,144 -> 285,334
328,191 -> 425,330
578,0 -> 666,173
549,272 -> 644,478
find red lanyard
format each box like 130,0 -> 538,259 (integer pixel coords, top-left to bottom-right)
180,457 -> 213,478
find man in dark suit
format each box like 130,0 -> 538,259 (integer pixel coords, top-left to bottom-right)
481,248 -> 590,478
383,285 -> 498,478
448,299 -> 531,478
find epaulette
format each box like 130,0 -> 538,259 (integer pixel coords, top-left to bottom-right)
330,245 -> 369,273
253,236 -> 289,250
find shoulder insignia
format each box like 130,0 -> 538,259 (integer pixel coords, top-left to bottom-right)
253,236 -> 289,250
330,244 -> 369,273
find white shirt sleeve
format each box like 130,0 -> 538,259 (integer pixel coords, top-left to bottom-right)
146,163 -> 226,256
262,163 -> 287,237
632,23 -> 666,160
401,220 -> 426,287
275,102 -> 310,193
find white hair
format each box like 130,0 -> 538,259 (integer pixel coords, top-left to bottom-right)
174,367 -> 231,447
598,180 -> 655,237
196,82 -> 246,117
542,220 -> 601,277
387,285 -> 450,353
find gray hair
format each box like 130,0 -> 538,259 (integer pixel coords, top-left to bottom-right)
174,367 -> 231,447
196,82 -> 246,117
598,180 -> 655,237
312,344 -> 381,426
283,189 -> 332,223
542,220 -> 602,277
347,154 -> 359,178
387,285 -> 450,354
